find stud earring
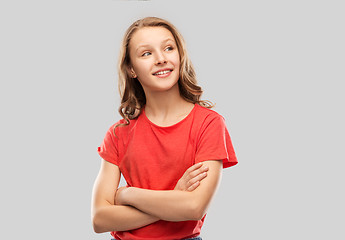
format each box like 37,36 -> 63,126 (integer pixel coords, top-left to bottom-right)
130,70 -> 137,78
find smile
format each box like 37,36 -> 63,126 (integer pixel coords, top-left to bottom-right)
153,69 -> 172,76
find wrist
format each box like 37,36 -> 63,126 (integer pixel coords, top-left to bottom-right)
122,187 -> 134,206
126,187 -> 144,207
115,186 -> 132,206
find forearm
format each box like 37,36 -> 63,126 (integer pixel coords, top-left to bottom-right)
122,188 -> 201,222
93,203 -> 159,233
119,161 -> 223,222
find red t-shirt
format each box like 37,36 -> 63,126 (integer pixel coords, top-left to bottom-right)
98,104 -> 238,240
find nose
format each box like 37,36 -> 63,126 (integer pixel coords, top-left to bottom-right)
155,51 -> 167,65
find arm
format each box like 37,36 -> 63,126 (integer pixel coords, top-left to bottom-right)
116,160 -> 222,222
91,159 -> 159,233
92,160 -> 209,233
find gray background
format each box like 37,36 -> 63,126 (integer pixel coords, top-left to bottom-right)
1,0 -> 344,239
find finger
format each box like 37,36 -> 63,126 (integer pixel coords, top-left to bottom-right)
190,171 -> 207,185
196,171 -> 208,182
187,171 -> 207,188
182,163 -> 203,181
189,165 -> 209,179
185,162 -> 203,175
187,181 -> 200,191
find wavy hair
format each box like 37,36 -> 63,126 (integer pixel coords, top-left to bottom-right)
115,17 -> 213,134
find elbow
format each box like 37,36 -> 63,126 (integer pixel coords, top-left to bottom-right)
92,217 -> 102,234
93,224 -> 103,234
93,225 -> 103,234
188,201 -> 207,221
190,208 -> 206,221
92,212 -> 106,234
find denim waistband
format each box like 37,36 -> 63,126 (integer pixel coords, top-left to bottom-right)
184,237 -> 202,240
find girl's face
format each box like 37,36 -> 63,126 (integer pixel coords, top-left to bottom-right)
128,27 -> 180,94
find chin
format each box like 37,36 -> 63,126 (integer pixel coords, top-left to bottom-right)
152,76 -> 179,91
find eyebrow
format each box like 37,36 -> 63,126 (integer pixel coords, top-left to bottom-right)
135,38 -> 175,52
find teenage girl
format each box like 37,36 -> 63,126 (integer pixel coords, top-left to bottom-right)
91,17 -> 238,240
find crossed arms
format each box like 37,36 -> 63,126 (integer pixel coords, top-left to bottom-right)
91,159 -> 222,233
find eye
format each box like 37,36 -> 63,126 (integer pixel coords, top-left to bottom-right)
142,52 -> 151,57
165,46 -> 174,51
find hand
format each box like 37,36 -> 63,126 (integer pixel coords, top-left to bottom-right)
174,162 -> 209,191
115,186 -> 128,205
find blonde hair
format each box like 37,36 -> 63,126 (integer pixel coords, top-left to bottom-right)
115,17 -> 213,133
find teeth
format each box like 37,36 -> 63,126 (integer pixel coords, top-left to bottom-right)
154,70 -> 171,75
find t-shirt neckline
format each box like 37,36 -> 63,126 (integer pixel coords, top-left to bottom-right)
142,104 -> 197,129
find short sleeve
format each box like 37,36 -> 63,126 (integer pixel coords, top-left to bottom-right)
97,125 -> 119,166
195,114 -> 238,169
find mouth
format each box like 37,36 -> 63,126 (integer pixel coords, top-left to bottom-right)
152,69 -> 173,76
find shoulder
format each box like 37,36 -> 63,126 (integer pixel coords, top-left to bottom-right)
194,104 -> 225,123
192,104 -> 230,137
109,118 -> 134,133
105,116 -> 141,140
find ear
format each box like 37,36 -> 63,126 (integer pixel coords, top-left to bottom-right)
127,66 -> 137,78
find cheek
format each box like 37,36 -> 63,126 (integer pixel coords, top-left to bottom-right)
132,61 -> 148,75
172,53 -> 180,68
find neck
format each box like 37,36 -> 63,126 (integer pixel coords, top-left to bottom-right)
144,83 -> 192,119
